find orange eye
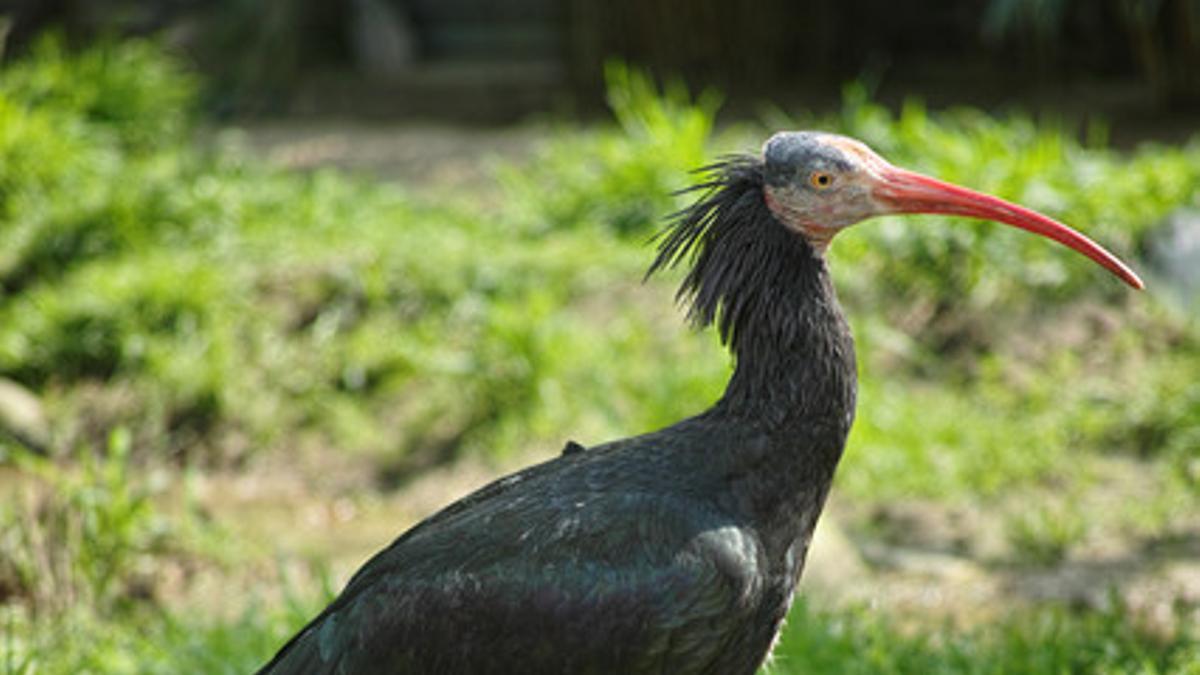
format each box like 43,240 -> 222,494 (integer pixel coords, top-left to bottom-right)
810,171 -> 833,189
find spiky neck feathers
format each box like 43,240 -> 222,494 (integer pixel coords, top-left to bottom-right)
648,157 -> 857,432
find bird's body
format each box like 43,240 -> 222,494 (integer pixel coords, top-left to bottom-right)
260,132 -> 1140,674
263,417 -> 840,675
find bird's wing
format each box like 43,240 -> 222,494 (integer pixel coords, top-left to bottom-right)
256,451 -> 571,674
259,439 -> 764,674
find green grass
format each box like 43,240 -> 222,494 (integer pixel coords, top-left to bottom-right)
842,312 -> 1200,500
7,589 -> 1194,674
2,590 -> 330,675
1,46 -> 1196,474
1,429 -> 169,617
770,599 -> 1199,675
0,34 -> 196,152
0,39 -> 1197,674
0,61 -> 731,466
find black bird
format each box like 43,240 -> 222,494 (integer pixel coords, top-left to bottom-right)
258,132 -> 1142,675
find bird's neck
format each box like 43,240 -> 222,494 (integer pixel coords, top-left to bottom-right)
647,156 -> 857,531
714,244 -> 857,437
708,243 -> 857,543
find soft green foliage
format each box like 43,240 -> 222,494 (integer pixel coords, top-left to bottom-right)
1005,497 -> 1089,565
7,588 -> 1194,675
3,584 -> 333,675
0,429 -> 175,615
840,372 -> 1074,499
840,308 -> 1200,500
771,599 -> 1199,674
819,85 -> 1200,317
2,42 -> 1193,477
0,50 -> 730,465
0,36 -> 202,297
0,34 -> 197,151
0,38 -> 1198,675
498,62 -> 721,236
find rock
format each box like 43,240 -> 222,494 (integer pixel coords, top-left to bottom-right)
0,377 -> 50,454
1144,207 -> 1200,306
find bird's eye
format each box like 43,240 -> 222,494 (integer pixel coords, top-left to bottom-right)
810,171 -> 833,189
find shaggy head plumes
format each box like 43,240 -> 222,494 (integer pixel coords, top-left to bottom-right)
647,156 -> 821,357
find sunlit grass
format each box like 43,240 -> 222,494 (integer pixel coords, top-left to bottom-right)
769,599 -> 1199,675
9,590 -> 1194,674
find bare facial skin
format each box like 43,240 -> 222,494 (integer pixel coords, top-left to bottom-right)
759,131 -> 1143,289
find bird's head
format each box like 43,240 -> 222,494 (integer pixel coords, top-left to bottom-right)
760,131 -> 1144,289
650,131 -> 1143,350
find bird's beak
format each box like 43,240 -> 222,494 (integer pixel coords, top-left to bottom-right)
872,166 -> 1144,290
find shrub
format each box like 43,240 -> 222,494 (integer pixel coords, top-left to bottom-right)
0,34 -> 197,152
497,62 -> 720,236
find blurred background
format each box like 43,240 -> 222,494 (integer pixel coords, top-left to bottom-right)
0,1 -> 1198,673
5,0 -> 1200,123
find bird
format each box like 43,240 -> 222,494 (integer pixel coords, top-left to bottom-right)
258,131 -> 1142,675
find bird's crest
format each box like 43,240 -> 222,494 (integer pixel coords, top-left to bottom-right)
648,155 -> 817,353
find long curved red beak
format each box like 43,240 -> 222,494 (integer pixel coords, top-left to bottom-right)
873,166 -> 1144,290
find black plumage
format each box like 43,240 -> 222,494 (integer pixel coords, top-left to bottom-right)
258,151 -> 857,675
